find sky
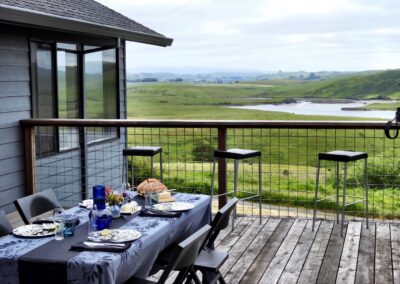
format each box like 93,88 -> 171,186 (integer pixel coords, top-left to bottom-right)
97,0 -> 400,73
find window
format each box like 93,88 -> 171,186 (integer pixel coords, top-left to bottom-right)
57,43 -> 80,150
84,47 -> 118,143
31,41 -> 118,155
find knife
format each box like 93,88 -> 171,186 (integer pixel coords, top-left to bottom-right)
83,241 -> 126,247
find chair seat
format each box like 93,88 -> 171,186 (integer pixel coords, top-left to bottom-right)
123,146 -> 162,157
194,249 -> 228,271
318,150 -> 368,162
214,148 -> 261,160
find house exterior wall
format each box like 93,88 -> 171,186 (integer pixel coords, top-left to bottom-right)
0,25 -> 127,212
0,30 -> 31,213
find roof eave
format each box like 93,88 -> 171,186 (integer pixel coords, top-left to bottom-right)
0,5 -> 173,47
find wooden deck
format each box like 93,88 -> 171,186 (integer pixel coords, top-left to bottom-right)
8,210 -> 398,283
160,217 -> 399,284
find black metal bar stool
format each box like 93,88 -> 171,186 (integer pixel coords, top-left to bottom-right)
211,148 -> 262,230
312,150 -> 369,236
122,146 -> 163,188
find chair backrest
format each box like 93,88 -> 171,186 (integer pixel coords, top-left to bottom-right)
158,225 -> 211,284
0,210 -> 12,237
14,189 -> 60,224
206,198 -> 238,249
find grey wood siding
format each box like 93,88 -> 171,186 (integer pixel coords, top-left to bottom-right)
0,31 -> 30,213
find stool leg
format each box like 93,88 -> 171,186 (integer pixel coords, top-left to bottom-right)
365,158 -> 369,229
160,153 -> 163,182
341,162 -> 348,237
312,159 -> 321,231
258,156 -> 262,224
336,162 -> 340,224
151,156 -> 154,178
233,159 -> 239,231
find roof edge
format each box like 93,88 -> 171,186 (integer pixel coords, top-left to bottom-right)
0,4 -> 173,47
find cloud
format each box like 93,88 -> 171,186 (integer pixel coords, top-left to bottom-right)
97,0 -> 400,72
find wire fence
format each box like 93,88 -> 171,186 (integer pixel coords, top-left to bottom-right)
25,119 -> 400,221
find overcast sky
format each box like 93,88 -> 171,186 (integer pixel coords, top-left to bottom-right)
97,0 -> 400,73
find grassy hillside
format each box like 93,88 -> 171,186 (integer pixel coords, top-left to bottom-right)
240,69 -> 400,100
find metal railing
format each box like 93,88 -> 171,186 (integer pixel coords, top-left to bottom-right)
20,119 -> 400,220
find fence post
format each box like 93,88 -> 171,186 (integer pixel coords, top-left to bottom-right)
24,126 -> 36,195
217,127 -> 227,208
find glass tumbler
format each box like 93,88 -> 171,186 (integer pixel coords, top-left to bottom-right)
144,191 -> 154,209
53,207 -> 65,240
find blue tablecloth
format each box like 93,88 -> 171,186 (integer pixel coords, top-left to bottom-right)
0,193 -> 211,284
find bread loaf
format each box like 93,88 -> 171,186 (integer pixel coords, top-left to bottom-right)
137,178 -> 167,195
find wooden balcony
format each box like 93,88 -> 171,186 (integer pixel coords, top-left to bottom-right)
157,217 -> 396,284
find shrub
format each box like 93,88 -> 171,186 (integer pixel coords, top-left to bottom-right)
192,144 -> 214,162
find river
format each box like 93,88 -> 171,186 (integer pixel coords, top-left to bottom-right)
231,100 -> 396,119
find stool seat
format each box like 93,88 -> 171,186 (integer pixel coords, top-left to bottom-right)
123,146 -> 162,157
318,150 -> 368,162
214,148 -> 261,160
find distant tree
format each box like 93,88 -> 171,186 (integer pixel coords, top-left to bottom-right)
306,72 -> 319,80
142,78 -> 158,82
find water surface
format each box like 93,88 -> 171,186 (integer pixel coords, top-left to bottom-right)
231,100 -> 396,119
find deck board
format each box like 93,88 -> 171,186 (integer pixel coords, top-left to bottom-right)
355,223 -> 375,284
259,219 -> 307,283
375,223 -> 393,284
297,220 -> 334,284
278,220 -> 320,283
336,221 -> 362,283
139,217 -> 400,284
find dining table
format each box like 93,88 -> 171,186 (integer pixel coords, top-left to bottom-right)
0,192 -> 211,284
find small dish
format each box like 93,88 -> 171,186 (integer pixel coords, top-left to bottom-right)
120,206 -> 142,215
79,199 -> 94,209
88,229 -> 141,242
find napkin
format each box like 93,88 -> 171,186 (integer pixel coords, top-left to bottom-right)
70,241 -> 131,252
140,208 -> 182,218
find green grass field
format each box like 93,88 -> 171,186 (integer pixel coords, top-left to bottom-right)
126,72 -> 400,219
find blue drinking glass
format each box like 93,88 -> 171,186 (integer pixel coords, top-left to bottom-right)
93,185 -> 106,210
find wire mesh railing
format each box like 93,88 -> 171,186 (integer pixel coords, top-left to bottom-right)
21,119 -> 400,221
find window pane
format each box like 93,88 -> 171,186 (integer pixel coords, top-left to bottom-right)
84,48 -> 117,142
84,48 -> 117,119
33,43 -> 56,155
57,50 -> 79,150
56,42 -> 77,51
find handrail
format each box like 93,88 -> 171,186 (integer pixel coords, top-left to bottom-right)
20,118 -> 394,129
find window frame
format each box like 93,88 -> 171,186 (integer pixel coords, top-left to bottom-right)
30,38 -> 120,157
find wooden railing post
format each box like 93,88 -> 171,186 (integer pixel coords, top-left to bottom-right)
217,127 -> 227,208
24,126 -> 36,195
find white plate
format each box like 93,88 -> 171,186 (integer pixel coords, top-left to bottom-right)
79,199 -> 94,209
13,224 -> 55,238
88,229 -> 142,242
152,202 -> 195,212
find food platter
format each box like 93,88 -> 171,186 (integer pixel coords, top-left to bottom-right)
152,202 -> 194,212
88,229 -> 142,242
13,224 -> 56,238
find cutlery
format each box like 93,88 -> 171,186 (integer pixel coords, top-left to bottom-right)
83,241 -> 126,247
